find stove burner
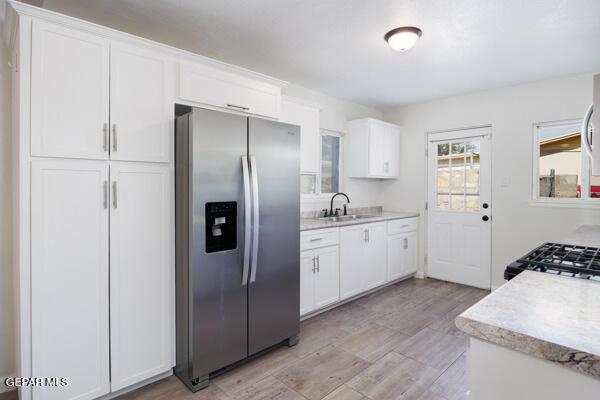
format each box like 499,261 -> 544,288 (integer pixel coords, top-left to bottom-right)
504,243 -> 600,281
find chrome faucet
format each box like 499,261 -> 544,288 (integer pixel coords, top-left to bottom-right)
330,193 -> 350,216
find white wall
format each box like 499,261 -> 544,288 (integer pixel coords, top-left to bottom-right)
381,73 -> 599,289
282,84 -> 385,212
0,0 -> 15,389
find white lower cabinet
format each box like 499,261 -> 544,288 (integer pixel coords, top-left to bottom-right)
31,159 -> 110,400
364,223 -> 387,291
109,163 -> 172,391
30,160 -> 172,399
340,222 -> 387,300
300,246 -> 340,316
387,231 -> 418,281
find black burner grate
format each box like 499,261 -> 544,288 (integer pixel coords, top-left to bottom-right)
516,242 -> 600,276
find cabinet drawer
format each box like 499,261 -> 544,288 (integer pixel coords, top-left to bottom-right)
301,228 -> 339,250
387,218 -> 417,235
179,63 -> 281,119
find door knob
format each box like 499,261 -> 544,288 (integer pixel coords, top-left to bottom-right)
482,215 -> 489,221
482,203 -> 489,209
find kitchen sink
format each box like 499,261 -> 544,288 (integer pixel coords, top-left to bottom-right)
315,214 -> 379,222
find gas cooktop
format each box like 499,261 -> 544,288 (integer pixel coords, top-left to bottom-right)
504,242 -> 600,281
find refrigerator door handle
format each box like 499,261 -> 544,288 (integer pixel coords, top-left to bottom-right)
241,156 -> 252,285
249,155 -> 260,283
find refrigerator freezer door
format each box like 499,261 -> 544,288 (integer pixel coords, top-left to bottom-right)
247,117 -> 300,355
186,108 -> 249,380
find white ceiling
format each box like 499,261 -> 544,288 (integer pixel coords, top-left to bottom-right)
30,0 -> 600,107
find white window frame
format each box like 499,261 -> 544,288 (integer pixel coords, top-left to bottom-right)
531,118 -> 599,205
301,129 -> 343,200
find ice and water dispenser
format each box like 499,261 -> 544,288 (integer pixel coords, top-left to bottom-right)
205,202 -> 237,253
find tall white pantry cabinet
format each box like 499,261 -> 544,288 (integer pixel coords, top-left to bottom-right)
5,2 -> 286,400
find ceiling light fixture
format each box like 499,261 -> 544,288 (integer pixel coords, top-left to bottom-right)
384,26 -> 422,52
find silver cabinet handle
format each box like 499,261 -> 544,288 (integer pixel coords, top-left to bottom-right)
103,123 -> 108,152
309,238 -> 323,242
103,181 -> 108,209
363,229 -> 368,242
383,161 -> 389,173
226,103 -> 250,111
403,237 -> 408,249
401,224 -> 409,228
316,255 -> 320,272
112,124 -> 117,152
249,155 -> 260,283
312,256 -> 316,273
241,156 -> 251,285
112,181 -> 117,208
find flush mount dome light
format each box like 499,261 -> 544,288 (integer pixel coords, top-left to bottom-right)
384,26 -> 422,52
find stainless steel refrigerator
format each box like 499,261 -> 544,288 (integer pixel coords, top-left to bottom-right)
174,107 -> 300,392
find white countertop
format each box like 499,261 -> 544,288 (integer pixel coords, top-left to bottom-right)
563,225 -> 600,248
456,271 -> 600,379
300,211 -> 419,231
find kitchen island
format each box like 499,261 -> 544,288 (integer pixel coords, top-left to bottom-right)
455,226 -> 600,399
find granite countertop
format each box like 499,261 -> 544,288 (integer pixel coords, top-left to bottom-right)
300,211 -> 419,231
455,270 -> 600,379
563,225 -> 600,248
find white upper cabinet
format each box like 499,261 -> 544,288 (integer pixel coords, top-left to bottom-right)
179,62 -> 282,119
347,118 -> 400,179
109,162 -> 173,391
281,98 -> 320,173
31,159 -> 110,400
31,20 -> 110,160
110,43 -> 171,162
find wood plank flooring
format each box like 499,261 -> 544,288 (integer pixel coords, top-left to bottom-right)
118,278 -> 488,400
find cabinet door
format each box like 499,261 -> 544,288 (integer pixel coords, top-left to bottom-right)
179,63 -> 281,119
403,231 -> 418,275
387,234 -> 405,281
340,225 -> 366,300
314,246 -> 340,309
31,160 -> 110,400
281,99 -> 320,173
383,125 -> 400,177
110,43 -> 170,162
368,126 -> 386,176
109,162 -> 172,391
31,21 -> 110,159
364,223 -> 387,290
300,250 -> 316,315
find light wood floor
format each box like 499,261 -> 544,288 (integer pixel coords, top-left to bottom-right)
118,278 -> 488,400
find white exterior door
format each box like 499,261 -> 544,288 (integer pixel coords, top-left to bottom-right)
300,250 -> 316,315
31,21 -> 110,160
31,160 -> 110,400
427,127 -> 491,289
313,246 -> 340,309
110,43 -> 171,162
109,162 -> 172,390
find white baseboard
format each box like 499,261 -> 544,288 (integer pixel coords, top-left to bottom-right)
415,271 -> 425,279
0,374 -> 16,394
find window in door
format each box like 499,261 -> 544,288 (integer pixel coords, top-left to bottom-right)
436,139 -> 480,211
